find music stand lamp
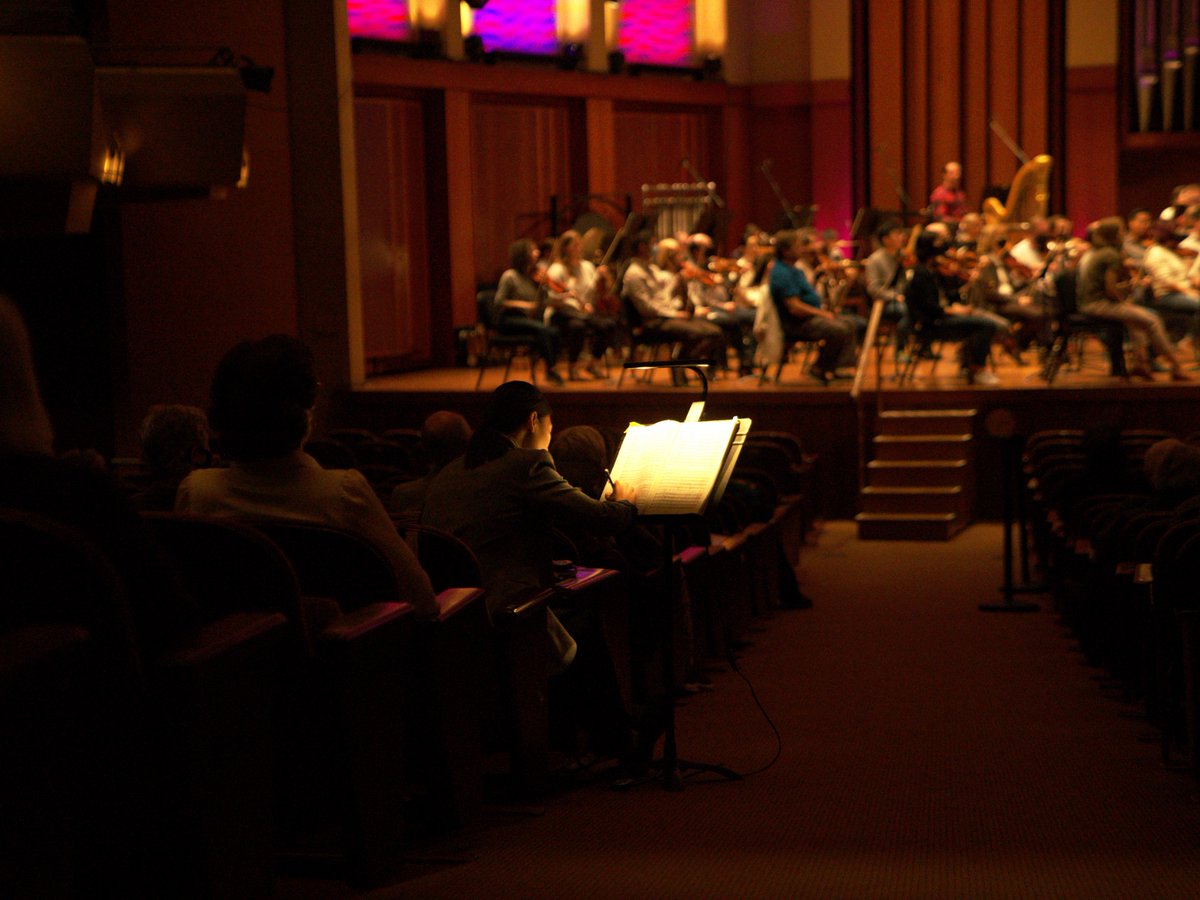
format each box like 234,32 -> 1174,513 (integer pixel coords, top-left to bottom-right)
618,358 -> 742,790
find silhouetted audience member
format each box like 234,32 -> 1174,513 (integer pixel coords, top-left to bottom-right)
1144,438 -> 1200,509
176,334 -> 437,616
390,410 -> 472,519
131,404 -> 211,511
0,295 -> 196,651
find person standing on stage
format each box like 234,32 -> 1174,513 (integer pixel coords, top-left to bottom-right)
929,161 -> 967,224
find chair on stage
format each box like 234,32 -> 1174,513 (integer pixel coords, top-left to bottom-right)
475,289 -> 541,390
1041,269 -> 1127,383
616,293 -> 682,387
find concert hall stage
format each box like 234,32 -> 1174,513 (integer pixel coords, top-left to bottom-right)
333,346 -> 1200,520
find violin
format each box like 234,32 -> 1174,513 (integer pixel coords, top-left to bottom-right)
532,268 -> 570,295
680,261 -> 721,287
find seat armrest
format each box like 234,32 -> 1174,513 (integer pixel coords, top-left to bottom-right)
675,546 -> 708,565
161,612 -> 288,666
434,587 -> 485,621
321,602 -> 413,642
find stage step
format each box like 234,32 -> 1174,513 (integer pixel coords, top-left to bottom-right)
877,408 -> 978,435
872,434 -> 973,461
860,486 -> 966,515
867,459 -> 970,487
859,407 -> 977,540
855,512 -> 966,541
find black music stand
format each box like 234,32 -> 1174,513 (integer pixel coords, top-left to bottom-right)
613,359 -> 744,791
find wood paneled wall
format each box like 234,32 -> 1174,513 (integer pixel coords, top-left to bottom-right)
857,0 -> 1063,217
354,97 -> 432,370
469,97 -> 577,284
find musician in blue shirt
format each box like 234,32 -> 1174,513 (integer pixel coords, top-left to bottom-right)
768,230 -> 854,384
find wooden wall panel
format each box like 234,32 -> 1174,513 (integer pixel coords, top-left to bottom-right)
809,81 -> 854,236
904,0 -> 930,202
962,0 -> 991,207
353,97 -> 431,368
987,0 -> 1022,189
612,105 -> 714,232
860,0 -> 1062,217
1020,0 -> 1049,159
927,0 -> 962,189
867,1 -> 905,211
469,98 -> 574,284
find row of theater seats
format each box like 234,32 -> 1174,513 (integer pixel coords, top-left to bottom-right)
1024,427 -> 1200,785
1,426 -> 818,895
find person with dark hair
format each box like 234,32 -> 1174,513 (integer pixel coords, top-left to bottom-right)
905,231 -> 1001,385
864,219 -> 912,356
0,295 -> 197,652
131,404 -> 211,511
421,381 -> 641,760
390,410 -> 472,518
767,229 -> 854,384
494,239 -> 565,385
176,334 -> 438,616
1076,217 -> 1189,382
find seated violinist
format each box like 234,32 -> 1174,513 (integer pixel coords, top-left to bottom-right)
545,229 -> 619,380
906,232 -> 1000,385
621,233 -> 724,384
494,239 -> 565,385
968,225 -> 1052,362
686,233 -> 756,377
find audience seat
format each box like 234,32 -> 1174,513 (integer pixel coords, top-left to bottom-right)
142,512 -> 414,888
2,509 -> 284,898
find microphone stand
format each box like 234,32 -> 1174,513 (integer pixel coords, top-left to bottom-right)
760,159 -> 806,229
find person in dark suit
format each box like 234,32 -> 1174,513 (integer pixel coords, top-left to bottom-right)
422,381 -> 642,760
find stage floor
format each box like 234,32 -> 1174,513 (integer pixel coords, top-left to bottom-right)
336,338 -> 1200,520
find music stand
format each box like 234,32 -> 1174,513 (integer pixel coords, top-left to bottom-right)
614,359 -> 744,790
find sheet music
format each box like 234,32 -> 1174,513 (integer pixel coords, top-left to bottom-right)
608,417 -> 743,516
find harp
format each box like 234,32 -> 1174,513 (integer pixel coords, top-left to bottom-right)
982,153 -> 1053,226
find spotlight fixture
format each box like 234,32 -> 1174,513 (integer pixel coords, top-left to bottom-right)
558,42 -> 583,71
464,0 -> 489,7
464,34 -> 493,63
694,54 -> 722,81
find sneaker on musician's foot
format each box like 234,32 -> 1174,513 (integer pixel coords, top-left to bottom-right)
972,369 -> 1000,386
546,368 -> 565,386
808,366 -> 831,385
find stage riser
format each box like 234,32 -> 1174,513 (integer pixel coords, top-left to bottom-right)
332,385 -> 1200,521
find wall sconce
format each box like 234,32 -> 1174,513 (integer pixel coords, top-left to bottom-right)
237,147 -> 250,189
460,1 -> 475,38
409,0 -> 448,30
694,0 -> 727,59
556,0 -> 590,45
100,139 -> 125,186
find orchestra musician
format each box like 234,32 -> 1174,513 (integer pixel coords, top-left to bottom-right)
545,229 -> 619,380
1122,208 -> 1155,266
1141,219 -> 1200,343
495,239 -> 565,385
767,229 -> 854,385
1076,217 -> 1190,383
905,231 -> 1000,385
968,225 -> 1053,362
685,233 -> 757,378
928,161 -> 967,224
620,232 -> 725,385
864,220 -> 913,356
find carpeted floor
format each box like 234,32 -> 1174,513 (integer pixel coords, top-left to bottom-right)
283,522 -> 1200,899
